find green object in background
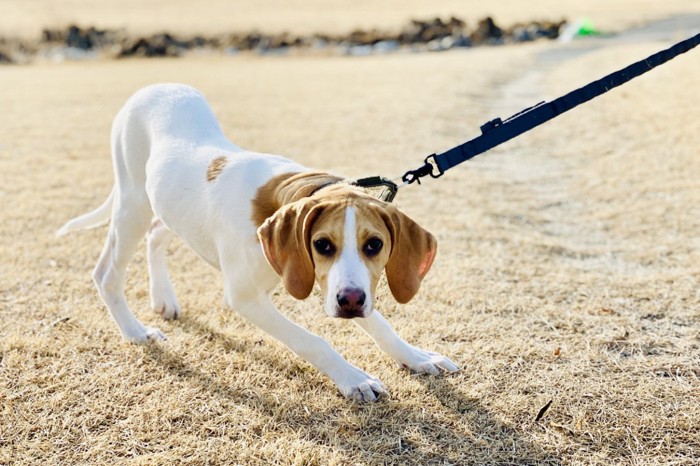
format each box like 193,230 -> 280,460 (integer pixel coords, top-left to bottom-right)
576,17 -> 600,36
558,17 -> 603,42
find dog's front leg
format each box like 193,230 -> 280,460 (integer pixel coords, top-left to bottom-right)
228,291 -> 387,401
355,310 -> 459,374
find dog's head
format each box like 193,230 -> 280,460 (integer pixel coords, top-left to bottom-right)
257,186 -> 436,318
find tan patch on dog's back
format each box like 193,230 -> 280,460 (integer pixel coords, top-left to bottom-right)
251,171 -> 344,227
251,172 -> 299,227
206,156 -> 228,182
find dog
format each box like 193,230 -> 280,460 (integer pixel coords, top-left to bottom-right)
58,83 -> 458,401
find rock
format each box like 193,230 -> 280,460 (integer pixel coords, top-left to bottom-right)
471,17 -> 503,44
348,29 -> 382,46
0,49 -> 13,64
310,36 -> 330,49
66,25 -> 92,49
507,20 -> 565,42
119,34 -> 183,57
344,44 -> 374,56
373,40 -> 400,53
399,17 -> 463,44
451,34 -> 472,48
511,26 -> 533,42
41,25 -> 115,50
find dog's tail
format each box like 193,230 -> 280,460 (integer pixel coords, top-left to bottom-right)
56,188 -> 114,237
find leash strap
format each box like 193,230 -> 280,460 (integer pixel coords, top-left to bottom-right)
402,32 -> 700,184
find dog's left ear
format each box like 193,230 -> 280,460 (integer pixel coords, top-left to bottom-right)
379,205 -> 437,304
258,200 -> 323,300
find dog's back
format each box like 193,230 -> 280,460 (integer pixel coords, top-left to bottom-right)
111,84 -> 238,183
58,84 -> 221,237
59,83 -> 304,262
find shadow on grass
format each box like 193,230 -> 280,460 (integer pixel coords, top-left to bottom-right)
143,315 -> 560,465
415,375 -> 561,465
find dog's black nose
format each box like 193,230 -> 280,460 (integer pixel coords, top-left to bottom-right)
336,288 -> 366,318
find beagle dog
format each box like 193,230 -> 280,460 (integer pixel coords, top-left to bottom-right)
58,84 -> 458,401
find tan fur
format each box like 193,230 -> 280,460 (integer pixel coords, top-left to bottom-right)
375,203 -> 437,303
251,171 -> 343,227
206,156 -> 228,182
257,199 -> 324,299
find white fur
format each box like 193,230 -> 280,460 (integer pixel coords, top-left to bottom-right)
325,207 -> 372,317
58,83 -> 458,401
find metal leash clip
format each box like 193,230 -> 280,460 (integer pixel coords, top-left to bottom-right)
352,176 -> 399,203
401,154 -> 443,185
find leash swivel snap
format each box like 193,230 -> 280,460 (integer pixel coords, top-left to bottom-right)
401,154 -> 444,185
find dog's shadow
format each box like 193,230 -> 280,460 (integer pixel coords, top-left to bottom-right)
144,316 -> 560,465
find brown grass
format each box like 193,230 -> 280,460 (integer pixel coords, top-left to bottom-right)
1,7 -> 700,465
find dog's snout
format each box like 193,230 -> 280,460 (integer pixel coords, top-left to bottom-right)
336,288 -> 366,318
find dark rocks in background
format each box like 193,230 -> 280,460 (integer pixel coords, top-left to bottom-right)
42,25 -> 119,50
119,35 -> 180,57
399,17 -> 467,44
39,25 -> 217,58
0,37 -> 13,63
347,28 -> 383,46
0,16 -> 567,64
119,33 -> 189,57
230,31 -> 265,51
0,36 -> 35,64
0,49 -> 13,64
507,20 -> 566,42
471,17 -> 503,44
58,16 -> 563,54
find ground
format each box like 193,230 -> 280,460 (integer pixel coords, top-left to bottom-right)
1,3 -> 699,465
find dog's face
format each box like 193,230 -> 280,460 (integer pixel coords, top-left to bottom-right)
258,188 -> 437,318
309,202 -> 392,318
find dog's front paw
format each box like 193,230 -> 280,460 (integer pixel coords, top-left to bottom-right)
122,325 -> 167,343
399,346 -> 459,375
335,367 -> 388,402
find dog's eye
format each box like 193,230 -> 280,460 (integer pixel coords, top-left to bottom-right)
363,237 -> 383,257
313,238 -> 336,256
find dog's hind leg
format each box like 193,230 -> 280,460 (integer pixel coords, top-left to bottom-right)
147,219 -> 182,320
93,189 -> 165,342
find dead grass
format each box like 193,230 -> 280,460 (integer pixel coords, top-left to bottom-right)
1,14 -> 700,466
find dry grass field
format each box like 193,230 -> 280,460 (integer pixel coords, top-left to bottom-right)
2,2 -> 700,465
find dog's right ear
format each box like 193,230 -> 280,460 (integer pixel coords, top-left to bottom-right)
379,205 -> 437,304
257,200 -> 323,300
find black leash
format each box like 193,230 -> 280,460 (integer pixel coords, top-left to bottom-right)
378,32 -> 700,194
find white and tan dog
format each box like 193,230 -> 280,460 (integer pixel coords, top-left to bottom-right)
58,84 -> 458,401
